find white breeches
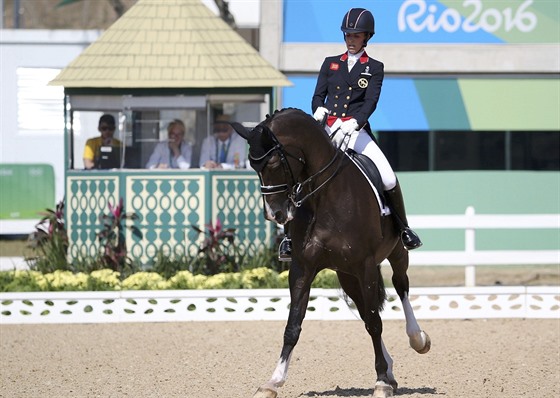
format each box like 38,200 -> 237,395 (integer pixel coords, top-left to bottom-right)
327,125 -> 397,190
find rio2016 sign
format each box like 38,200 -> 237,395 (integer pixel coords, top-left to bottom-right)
283,0 -> 558,44
398,0 -> 537,33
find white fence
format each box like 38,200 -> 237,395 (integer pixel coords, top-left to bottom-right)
400,207 -> 560,286
1,287 -> 558,325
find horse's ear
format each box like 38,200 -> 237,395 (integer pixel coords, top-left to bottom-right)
231,122 -> 251,141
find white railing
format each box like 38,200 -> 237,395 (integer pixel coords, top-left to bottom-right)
401,207 -> 560,286
1,287 -> 558,325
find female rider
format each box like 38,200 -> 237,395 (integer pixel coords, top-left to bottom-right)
279,7 -> 422,261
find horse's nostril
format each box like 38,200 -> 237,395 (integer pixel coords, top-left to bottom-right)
274,211 -> 284,221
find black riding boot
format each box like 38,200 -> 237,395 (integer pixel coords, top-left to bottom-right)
278,235 -> 292,262
384,182 -> 423,250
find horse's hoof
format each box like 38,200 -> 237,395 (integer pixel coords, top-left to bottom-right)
416,332 -> 431,354
253,386 -> 278,398
373,381 -> 394,398
389,379 -> 398,392
410,331 -> 431,354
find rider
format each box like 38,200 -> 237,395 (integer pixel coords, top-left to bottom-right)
279,7 -> 422,261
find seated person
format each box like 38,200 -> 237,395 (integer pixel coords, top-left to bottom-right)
83,114 -> 122,170
145,119 -> 192,169
198,114 -> 247,169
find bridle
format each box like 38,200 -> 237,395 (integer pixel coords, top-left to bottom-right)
250,125 -> 343,208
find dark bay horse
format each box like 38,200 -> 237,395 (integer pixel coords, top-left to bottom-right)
232,108 -> 430,398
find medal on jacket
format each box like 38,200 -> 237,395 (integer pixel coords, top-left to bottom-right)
358,66 -> 370,88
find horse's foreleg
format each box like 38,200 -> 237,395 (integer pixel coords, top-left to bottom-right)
401,293 -> 431,354
388,247 -> 431,354
253,263 -> 313,398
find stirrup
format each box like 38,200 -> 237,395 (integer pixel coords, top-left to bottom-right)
401,228 -> 422,250
278,237 -> 292,262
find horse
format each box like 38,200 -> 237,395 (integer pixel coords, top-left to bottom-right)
231,108 -> 430,398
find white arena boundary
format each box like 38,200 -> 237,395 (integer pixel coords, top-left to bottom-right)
1,286 -> 558,325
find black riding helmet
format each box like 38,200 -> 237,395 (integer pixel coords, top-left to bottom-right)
341,8 -> 375,46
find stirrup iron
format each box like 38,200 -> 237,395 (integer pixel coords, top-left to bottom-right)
278,237 -> 292,262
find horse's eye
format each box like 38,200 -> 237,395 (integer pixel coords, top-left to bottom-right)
267,153 -> 282,169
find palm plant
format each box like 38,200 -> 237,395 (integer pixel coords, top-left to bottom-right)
191,218 -> 236,275
97,198 -> 141,276
27,200 -> 69,273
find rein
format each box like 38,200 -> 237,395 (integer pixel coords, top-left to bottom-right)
253,123 -> 344,208
289,149 -> 343,207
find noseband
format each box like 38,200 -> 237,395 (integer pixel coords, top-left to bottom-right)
250,125 -> 342,208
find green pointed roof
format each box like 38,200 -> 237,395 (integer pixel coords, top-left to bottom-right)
50,0 -> 290,88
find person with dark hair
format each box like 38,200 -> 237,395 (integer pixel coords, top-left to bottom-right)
83,114 -> 122,169
145,119 -> 192,169
279,7 -> 422,261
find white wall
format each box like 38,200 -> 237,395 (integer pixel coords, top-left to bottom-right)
0,29 -> 101,203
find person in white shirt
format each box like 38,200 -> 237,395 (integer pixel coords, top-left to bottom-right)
198,114 -> 247,169
145,119 -> 192,169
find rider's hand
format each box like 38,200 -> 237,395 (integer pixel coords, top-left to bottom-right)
340,118 -> 359,134
313,107 -> 329,122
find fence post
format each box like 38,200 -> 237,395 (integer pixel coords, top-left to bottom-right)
465,206 -> 476,287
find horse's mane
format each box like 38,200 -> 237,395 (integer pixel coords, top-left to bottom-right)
263,108 -> 330,141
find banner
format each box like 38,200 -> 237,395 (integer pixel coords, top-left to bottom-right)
284,0 -> 559,43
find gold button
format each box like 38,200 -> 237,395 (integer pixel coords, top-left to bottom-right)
349,87 -> 352,90
334,104 -> 338,108
346,96 -> 350,100
333,112 -> 337,116
334,95 -> 339,99
341,113 -> 346,117
343,104 -> 348,108
336,86 -> 340,90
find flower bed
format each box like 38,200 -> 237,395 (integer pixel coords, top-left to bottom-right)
0,267 -> 339,292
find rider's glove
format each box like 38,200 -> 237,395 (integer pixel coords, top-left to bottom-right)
313,107 -> 329,122
340,118 -> 359,134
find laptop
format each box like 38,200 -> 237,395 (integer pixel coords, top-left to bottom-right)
97,146 -> 121,169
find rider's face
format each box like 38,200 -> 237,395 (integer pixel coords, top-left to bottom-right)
344,32 -> 367,54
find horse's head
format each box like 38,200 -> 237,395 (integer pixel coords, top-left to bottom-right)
232,109 -> 325,224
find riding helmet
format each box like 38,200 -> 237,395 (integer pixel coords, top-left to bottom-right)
341,8 -> 375,37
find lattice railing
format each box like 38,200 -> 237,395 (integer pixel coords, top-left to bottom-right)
1,287 -> 558,324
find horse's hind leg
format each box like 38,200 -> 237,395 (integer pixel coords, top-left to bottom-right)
253,261 -> 313,398
388,246 -> 431,354
337,268 -> 395,397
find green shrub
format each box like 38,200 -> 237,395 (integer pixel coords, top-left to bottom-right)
88,269 -> 121,291
0,267 -> 343,292
121,272 -> 168,290
167,271 -> 207,290
312,269 -> 339,288
0,270 -> 45,292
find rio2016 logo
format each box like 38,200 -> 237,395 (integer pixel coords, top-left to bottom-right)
398,0 -> 537,33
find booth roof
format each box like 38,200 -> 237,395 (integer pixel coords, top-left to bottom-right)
50,0 -> 291,89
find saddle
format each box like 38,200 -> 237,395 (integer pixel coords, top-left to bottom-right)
346,149 -> 390,215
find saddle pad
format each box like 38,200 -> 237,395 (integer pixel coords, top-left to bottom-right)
346,150 -> 391,216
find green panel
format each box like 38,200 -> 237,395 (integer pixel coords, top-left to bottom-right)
414,79 -> 470,130
398,171 -> 560,250
459,79 -> 560,130
66,174 -> 120,261
399,171 -> 560,214
0,164 -> 55,219
65,170 -> 274,266
126,173 -> 207,264
211,172 -> 274,256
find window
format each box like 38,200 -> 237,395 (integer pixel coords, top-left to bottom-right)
379,131 -> 559,171
16,68 -> 64,134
